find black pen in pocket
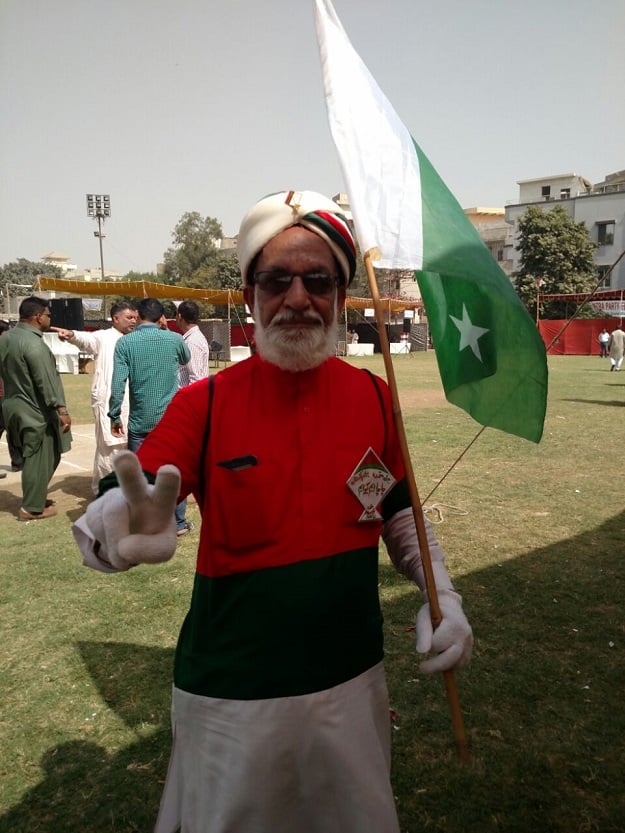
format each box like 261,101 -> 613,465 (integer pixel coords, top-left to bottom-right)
217,455 -> 258,471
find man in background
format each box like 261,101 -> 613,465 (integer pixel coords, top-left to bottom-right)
176,300 -> 210,386
108,297 -> 191,535
0,320 -> 24,477
608,324 -> 625,371
0,297 -> 71,519
52,301 -> 137,494
173,299 -> 210,534
598,328 -> 609,358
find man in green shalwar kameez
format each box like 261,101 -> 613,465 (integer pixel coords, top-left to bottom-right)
0,297 -> 72,520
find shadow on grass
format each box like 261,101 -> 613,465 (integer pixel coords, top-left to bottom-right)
2,513 -> 625,833
0,473 -> 92,520
0,735 -> 169,833
77,641 -> 174,729
563,398 -> 625,407
0,642 -> 174,833
385,509 -> 625,833
50,473 -> 93,521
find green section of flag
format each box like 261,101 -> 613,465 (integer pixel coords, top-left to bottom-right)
414,141 -> 548,442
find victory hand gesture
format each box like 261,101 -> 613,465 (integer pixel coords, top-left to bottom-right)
79,451 -> 181,571
115,451 -> 180,563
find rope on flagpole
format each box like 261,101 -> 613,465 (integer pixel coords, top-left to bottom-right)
364,251 -> 470,763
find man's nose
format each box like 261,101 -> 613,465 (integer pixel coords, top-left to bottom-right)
283,275 -> 312,308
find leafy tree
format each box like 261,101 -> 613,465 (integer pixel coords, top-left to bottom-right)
0,257 -> 62,289
162,212 -> 223,285
175,249 -> 242,319
514,205 -> 597,319
0,259 -> 63,316
123,270 -> 157,283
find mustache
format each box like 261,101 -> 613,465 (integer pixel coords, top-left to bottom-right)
269,310 -> 325,327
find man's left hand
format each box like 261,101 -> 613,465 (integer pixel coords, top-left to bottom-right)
416,590 -> 473,674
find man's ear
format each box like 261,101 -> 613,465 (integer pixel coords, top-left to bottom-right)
243,285 -> 255,315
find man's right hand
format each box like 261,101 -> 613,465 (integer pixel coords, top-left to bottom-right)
50,326 -> 73,341
114,452 -> 180,567
115,451 -> 180,537
76,452 -> 181,571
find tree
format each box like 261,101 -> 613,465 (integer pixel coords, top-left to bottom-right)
514,205 -> 597,319
162,212 -> 223,285
175,249 -> 243,319
123,270 -> 157,283
0,259 -> 63,316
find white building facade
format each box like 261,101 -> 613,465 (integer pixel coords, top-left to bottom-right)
504,170 -> 625,289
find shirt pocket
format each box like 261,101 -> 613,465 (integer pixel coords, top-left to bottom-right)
211,458 -> 284,553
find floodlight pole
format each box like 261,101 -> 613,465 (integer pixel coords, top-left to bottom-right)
97,215 -> 105,281
86,194 -> 111,281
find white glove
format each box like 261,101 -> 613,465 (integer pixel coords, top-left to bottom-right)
416,563 -> 473,674
72,451 -> 180,572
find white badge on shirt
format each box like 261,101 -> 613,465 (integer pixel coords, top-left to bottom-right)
347,447 -> 396,522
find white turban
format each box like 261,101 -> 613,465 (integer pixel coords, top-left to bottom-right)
237,190 -> 357,286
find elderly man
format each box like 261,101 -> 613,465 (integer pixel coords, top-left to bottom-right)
52,301 -> 137,493
0,297 -> 71,520
73,191 -> 472,833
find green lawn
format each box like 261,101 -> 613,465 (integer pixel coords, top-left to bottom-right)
1,353 -> 624,832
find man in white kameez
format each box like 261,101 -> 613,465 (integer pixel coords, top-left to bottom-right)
53,302 -> 137,493
607,324 -> 625,372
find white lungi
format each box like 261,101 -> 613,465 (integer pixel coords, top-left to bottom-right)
154,662 -> 400,833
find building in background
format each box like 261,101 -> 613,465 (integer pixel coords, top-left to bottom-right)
41,251 -> 77,274
505,170 -> 625,290
40,252 -> 122,282
464,207 -> 514,278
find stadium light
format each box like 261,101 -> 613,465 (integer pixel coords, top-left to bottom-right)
86,194 -> 111,280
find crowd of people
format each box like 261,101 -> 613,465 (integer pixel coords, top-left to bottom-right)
0,297 -> 208,531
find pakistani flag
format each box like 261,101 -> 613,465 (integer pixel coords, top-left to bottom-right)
314,0 -> 547,443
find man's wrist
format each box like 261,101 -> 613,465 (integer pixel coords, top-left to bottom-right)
57,406 -> 69,415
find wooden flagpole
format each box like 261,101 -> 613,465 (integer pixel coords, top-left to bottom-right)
364,252 -> 470,762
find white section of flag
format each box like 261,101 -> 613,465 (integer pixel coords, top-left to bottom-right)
314,0 -> 424,270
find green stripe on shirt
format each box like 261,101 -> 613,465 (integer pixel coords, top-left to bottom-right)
174,547 -> 385,700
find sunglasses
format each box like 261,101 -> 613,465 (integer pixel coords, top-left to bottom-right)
252,271 -> 339,297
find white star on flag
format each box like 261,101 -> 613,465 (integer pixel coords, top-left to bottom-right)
449,305 -> 490,362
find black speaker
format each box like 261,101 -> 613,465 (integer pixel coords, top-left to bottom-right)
49,298 -> 84,331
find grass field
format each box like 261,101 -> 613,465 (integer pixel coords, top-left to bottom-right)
1,353 -> 624,832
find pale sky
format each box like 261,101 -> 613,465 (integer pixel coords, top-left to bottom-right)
1,0 -> 623,275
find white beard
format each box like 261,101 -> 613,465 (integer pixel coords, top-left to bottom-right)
253,291 -> 339,372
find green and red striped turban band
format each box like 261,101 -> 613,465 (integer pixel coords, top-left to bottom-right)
238,190 -> 357,286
